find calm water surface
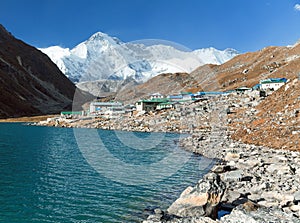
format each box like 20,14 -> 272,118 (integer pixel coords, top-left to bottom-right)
0,123 -> 214,223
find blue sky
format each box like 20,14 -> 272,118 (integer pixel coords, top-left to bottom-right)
1,0 -> 300,52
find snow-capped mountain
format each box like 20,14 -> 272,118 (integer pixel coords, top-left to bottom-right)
41,46 -> 70,73
39,32 -> 239,84
193,47 -> 239,65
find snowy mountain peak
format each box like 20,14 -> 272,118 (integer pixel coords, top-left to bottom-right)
40,32 -> 239,84
224,48 -> 239,55
88,31 -> 110,41
87,31 -> 122,46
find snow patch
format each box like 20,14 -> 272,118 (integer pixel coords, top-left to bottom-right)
39,46 -> 71,73
70,42 -> 87,59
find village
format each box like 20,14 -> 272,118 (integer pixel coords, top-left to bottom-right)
38,77 -> 287,127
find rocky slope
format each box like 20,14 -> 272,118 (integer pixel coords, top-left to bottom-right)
190,43 -> 300,92
115,72 -> 199,103
0,25 -> 89,118
144,140 -> 300,223
115,41 -> 300,103
231,78 -> 300,150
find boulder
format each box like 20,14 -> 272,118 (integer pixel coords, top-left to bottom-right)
294,191 -> 300,202
247,194 -> 262,202
211,165 -> 225,173
168,173 -> 226,219
289,205 -> 300,212
266,164 -> 291,175
143,216 -> 218,223
224,152 -> 240,162
221,170 -> 243,182
223,190 -> 241,203
243,159 -> 261,168
220,205 -> 300,223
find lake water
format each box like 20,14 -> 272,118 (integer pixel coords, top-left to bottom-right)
0,123 -> 214,223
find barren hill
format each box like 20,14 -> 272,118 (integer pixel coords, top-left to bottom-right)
231,78 -> 300,150
191,44 -> 300,91
0,25 -> 89,118
116,41 -> 300,103
115,72 -> 199,102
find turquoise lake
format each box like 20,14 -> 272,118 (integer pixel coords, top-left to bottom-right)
0,123 -> 214,223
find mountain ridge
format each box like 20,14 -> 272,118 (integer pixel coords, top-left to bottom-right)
40,32 -> 239,85
0,24 -> 89,118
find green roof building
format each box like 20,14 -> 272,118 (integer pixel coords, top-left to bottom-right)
136,98 -> 169,112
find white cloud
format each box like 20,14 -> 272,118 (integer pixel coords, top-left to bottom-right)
294,4 -> 300,11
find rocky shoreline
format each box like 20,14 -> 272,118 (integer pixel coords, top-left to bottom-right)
146,139 -> 300,222
144,118 -> 300,221
35,91 -> 300,222
143,111 -> 300,222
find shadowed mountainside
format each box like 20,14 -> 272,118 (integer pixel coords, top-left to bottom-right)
0,25 -> 90,118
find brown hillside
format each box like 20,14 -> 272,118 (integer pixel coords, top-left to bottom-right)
0,24 -> 89,118
115,72 -> 203,103
191,45 -> 300,91
231,78 -> 300,151
115,41 -> 300,103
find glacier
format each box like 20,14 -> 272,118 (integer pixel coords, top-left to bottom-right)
39,32 -> 239,84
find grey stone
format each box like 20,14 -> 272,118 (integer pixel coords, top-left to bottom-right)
244,159 -> 261,168
294,191 -> 300,202
249,182 -> 268,194
248,194 -> 263,202
220,205 -> 300,223
211,165 -> 224,173
261,191 -> 280,201
154,208 -> 163,215
279,194 -> 294,206
221,170 -> 243,182
224,190 -> 241,203
257,200 -> 279,208
266,163 -> 291,174
168,173 -> 225,219
290,205 -> 300,212
224,152 -> 240,162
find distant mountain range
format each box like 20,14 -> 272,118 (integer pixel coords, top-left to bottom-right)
39,32 -> 239,84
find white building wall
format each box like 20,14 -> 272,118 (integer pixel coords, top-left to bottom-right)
150,95 -> 164,100
136,102 -> 144,112
89,102 -> 123,115
261,82 -> 285,91
90,104 -> 96,113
